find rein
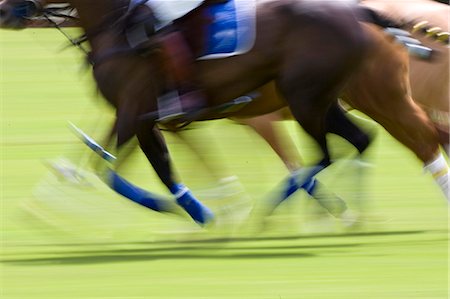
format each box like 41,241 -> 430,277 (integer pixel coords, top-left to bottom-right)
32,0 -> 156,67
42,12 -> 89,56
83,0 -> 154,66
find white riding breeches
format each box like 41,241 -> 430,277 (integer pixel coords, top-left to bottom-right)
131,0 -> 204,27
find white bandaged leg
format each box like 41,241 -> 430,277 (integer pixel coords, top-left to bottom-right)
424,153 -> 449,202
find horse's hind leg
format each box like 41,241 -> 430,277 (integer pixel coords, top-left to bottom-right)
274,15 -> 371,219
276,63 -> 363,218
348,91 -> 449,200
277,7 -> 368,166
343,38 -> 449,200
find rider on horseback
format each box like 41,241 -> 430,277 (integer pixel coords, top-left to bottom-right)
143,0 -> 231,124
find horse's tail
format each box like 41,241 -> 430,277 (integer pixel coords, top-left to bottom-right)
357,6 -> 404,29
357,6 -> 449,60
433,0 -> 448,5
410,21 -> 449,44
358,6 -> 449,45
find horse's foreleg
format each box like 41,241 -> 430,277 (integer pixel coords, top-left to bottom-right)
136,122 -> 214,225
70,122 -> 178,214
89,119 -> 139,175
84,119 -> 214,224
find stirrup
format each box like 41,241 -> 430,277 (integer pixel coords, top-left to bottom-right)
139,93 -> 254,125
156,90 -> 185,122
138,91 -> 188,124
215,95 -> 253,113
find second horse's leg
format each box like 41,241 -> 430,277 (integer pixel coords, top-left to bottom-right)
343,25 -> 448,201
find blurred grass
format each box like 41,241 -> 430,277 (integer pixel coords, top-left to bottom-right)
0,29 -> 448,299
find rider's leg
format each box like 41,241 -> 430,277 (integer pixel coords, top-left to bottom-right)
158,30 -> 207,122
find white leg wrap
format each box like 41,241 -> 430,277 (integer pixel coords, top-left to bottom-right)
424,153 -> 449,202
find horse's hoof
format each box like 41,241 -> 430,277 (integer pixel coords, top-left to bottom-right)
340,209 -> 360,228
44,158 -> 92,187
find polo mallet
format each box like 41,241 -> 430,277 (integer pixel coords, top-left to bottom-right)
69,121 -> 117,163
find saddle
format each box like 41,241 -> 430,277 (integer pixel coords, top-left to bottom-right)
356,6 -> 434,59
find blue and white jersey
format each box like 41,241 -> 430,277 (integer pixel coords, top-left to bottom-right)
127,0 -> 257,59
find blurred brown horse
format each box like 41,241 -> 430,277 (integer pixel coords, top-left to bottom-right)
244,0 -> 449,172
1,0 -> 448,225
257,0 -> 449,180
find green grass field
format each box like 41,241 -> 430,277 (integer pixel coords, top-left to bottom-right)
1,29 -> 448,299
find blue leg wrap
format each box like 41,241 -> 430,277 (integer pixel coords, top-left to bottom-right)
266,165 -> 325,216
280,165 -> 324,202
303,177 -> 317,195
108,170 -> 172,212
267,174 -> 312,216
170,183 -> 214,225
284,176 -> 300,199
271,162 -> 347,217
